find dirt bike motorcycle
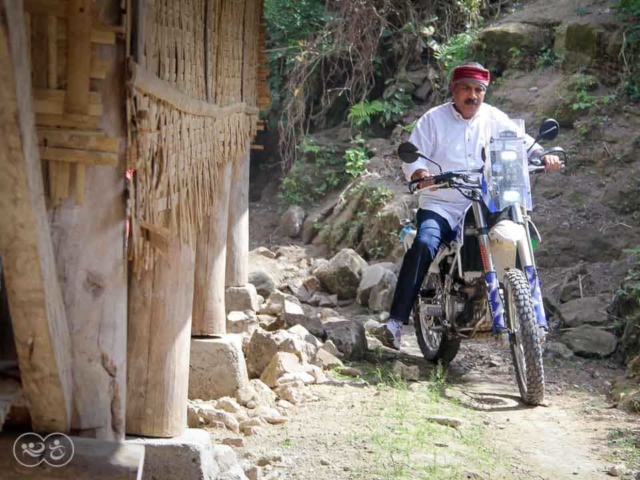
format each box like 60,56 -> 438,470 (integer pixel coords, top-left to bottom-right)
398,118 -> 566,405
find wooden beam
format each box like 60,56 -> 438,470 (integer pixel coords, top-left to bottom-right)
23,0 -> 69,18
38,129 -> 120,153
0,0 -> 72,433
129,61 -> 259,118
65,0 -> 92,115
40,146 -> 118,165
36,113 -> 102,129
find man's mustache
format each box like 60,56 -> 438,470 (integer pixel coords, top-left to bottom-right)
464,99 -> 479,105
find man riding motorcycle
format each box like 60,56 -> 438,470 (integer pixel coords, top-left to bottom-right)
374,62 -> 562,350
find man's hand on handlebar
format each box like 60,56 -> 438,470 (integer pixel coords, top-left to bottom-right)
542,154 -> 562,171
411,169 -> 435,190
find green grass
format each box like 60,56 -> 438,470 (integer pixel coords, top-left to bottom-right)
607,427 -> 640,469
341,369 -> 505,479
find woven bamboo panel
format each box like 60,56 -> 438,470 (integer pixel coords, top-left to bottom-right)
23,0 -> 125,206
256,22 -> 270,111
128,0 -> 263,273
142,0 -> 207,101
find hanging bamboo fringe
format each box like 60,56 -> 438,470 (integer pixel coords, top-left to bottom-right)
128,0 -> 261,275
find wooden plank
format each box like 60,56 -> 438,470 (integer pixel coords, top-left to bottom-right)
0,0 -> 72,432
23,0 -> 69,17
56,161 -> 70,199
65,0 -> 92,115
31,15 -> 49,89
40,146 -> 118,165
36,113 -> 101,129
75,163 -> 85,204
35,98 -> 103,117
91,30 -> 116,45
38,128 -> 120,152
47,16 -> 57,88
139,220 -> 170,256
250,144 -> 264,150
34,88 -> 102,104
129,61 -> 259,118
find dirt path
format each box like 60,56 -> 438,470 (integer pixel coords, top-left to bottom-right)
218,326 -> 636,480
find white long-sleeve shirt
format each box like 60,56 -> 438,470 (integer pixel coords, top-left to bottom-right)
404,101 -> 540,228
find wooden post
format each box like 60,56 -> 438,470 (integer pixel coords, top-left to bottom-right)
49,164 -> 127,440
44,0 -> 128,440
225,144 -> 250,287
0,0 -> 72,433
126,241 -> 195,437
192,158 -> 233,335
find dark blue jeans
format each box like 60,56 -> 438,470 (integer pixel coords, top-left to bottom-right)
390,209 -> 455,324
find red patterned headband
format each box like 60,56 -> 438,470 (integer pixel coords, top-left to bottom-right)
451,65 -> 491,89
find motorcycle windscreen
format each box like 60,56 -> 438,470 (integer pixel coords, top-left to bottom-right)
481,119 -> 533,213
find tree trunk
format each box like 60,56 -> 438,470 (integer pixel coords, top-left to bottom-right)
126,241 -> 195,437
226,146 -> 250,287
192,159 -> 233,336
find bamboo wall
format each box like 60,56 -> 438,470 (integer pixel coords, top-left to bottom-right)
128,0 -> 263,274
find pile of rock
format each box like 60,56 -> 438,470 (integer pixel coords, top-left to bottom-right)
188,246 -> 405,444
545,295 -> 618,359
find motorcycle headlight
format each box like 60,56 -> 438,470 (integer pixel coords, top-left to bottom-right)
502,190 -> 521,203
500,150 -> 519,162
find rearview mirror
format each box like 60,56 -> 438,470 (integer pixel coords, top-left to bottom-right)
398,142 -> 420,164
538,118 -> 559,142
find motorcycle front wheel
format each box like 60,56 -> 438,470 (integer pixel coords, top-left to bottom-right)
504,268 -> 545,405
414,274 -> 461,364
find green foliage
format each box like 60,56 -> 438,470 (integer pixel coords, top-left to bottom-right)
379,83 -> 414,127
570,76 -> 617,111
618,0 -> 640,101
619,247 -> 640,301
344,145 -> 370,178
430,30 -> 481,78
536,46 -> 556,68
508,46 -> 523,68
347,84 -> 413,131
348,100 -> 385,129
278,136 -> 373,205
263,0 -> 331,112
402,119 -> 418,133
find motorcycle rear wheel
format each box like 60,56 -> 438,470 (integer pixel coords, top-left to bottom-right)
414,274 -> 461,364
504,268 -> 545,405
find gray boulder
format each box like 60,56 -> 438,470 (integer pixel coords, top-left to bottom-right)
323,318 -> 368,359
559,296 -> 610,328
543,341 -> 574,359
278,206 -> 306,238
559,325 -> 617,358
357,265 -> 389,307
248,270 -> 276,297
245,330 -> 312,378
283,299 -> 326,338
315,249 -> 368,299
369,270 -> 397,313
